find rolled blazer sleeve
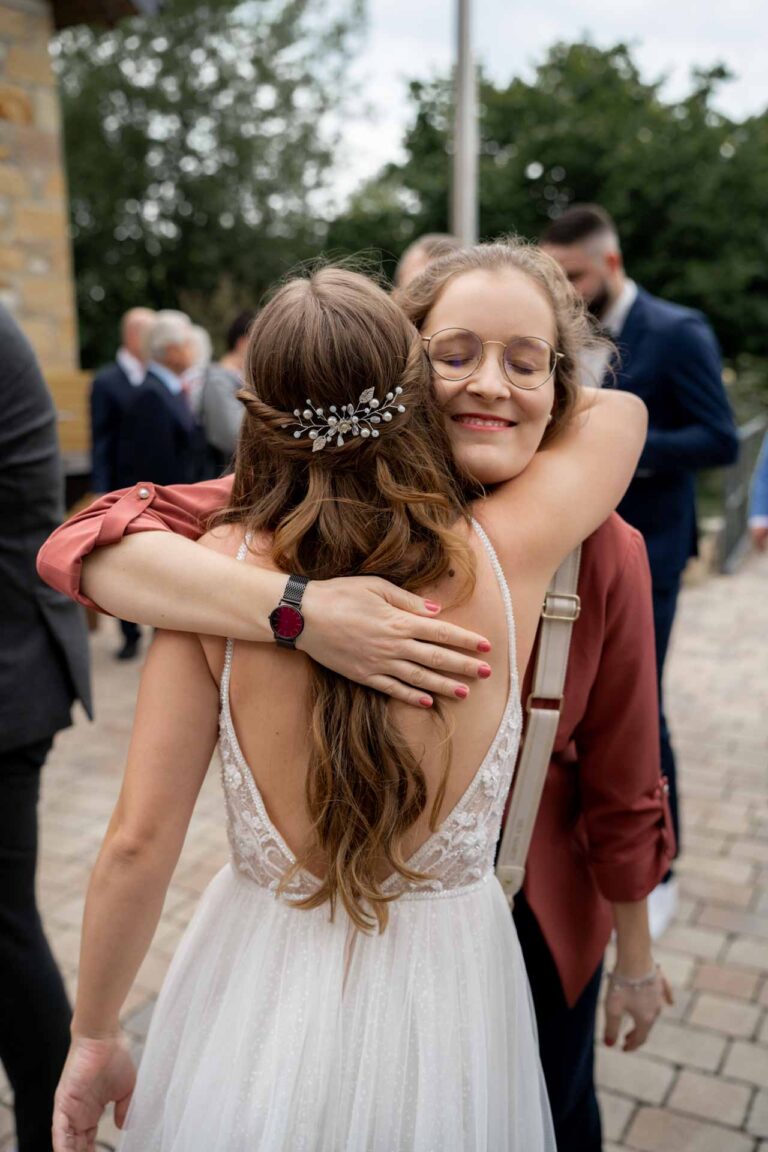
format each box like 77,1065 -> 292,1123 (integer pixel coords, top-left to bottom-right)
574,530 -> 674,901
37,476 -> 234,610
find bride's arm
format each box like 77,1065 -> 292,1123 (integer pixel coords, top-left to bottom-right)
54,630 -> 219,1147
73,630 -> 218,1037
39,481 -> 493,707
483,388 -> 648,571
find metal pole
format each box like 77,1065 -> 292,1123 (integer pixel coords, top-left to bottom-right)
451,0 -> 478,244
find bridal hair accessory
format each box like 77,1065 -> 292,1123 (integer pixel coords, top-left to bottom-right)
283,387 -> 406,452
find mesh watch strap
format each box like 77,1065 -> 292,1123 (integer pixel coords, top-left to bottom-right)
282,574 -> 309,607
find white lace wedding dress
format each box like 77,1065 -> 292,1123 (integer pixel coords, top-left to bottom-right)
119,522 -> 555,1151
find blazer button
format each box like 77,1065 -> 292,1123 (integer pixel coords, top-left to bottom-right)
137,486 -> 150,499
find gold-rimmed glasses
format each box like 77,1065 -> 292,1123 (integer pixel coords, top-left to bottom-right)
422,327 -> 563,391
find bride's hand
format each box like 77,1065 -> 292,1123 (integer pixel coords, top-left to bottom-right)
299,576 -> 493,707
53,1035 -> 136,1152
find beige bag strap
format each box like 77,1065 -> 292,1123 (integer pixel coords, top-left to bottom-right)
496,545 -> 582,908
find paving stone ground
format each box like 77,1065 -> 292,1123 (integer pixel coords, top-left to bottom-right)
1,548 -> 766,1151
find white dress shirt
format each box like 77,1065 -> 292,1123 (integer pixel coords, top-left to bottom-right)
116,347 -> 145,387
580,279 -> 638,388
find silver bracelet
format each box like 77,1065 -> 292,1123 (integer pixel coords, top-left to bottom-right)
608,964 -> 659,990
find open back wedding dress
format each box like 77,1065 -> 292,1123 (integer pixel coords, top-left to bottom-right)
119,521 -> 555,1151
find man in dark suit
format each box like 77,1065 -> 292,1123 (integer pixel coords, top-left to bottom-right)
543,204 -> 739,934
0,305 -> 92,1152
90,307 -> 155,660
118,310 -> 198,491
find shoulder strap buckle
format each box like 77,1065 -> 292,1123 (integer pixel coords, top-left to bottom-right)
541,591 -> 581,622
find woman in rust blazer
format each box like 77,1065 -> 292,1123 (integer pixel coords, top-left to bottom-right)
39,479 -> 672,1151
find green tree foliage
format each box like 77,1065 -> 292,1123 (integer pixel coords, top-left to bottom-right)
53,0 -> 362,366
328,42 -> 768,368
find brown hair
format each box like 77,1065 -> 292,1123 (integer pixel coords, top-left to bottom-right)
217,266 -> 476,931
540,203 -> 619,248
394,237 -> 603,446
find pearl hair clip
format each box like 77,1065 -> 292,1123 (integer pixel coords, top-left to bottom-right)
283,387 -> 406,452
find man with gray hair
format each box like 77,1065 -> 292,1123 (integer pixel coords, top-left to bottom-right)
90,306 -> 156,659
118,310 -> 198,492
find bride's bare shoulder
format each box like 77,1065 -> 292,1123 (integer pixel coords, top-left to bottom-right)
197,523 -> 272,562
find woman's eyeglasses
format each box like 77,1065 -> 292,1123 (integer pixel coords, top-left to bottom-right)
422,328 -> 562,391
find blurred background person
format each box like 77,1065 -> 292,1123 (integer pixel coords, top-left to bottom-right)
181,323 -> 213,420
749,430 -> 768,550
0,305 -> 92,1152
199,309 -> 255,476
542,204 -> 739,936
113,309 -> 197,657
118,310 -> 198,494
394,232 -> 463,288
90,307 -> 155,660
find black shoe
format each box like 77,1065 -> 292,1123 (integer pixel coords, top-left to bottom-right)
116,637 -> 140,661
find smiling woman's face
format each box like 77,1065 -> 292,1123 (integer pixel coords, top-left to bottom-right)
422,267 -> 558,487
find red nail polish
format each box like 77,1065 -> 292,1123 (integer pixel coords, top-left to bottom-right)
477,640 -> 491,653
454,685 -> 469,699
478,665 -> 491,679
424,600 -> 441,613
419,697 -> 433,708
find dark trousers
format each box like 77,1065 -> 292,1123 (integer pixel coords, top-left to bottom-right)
652,579 -> 681,858
0,740 -> 71,1152
514,891 -> 603,1152
119,618 -> 141,644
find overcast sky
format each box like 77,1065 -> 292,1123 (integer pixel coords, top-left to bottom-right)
331,0 -> 766,204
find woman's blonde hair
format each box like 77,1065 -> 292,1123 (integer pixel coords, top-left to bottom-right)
394,236 -> 605,446
216,266 -> 476,932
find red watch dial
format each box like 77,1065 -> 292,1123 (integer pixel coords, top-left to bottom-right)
270,604 -> 304,641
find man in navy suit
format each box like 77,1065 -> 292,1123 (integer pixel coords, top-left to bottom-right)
543,204 -> 738,935
90,307 -> 155,660
0,305 -> 92,1151
119,310 -> 198,490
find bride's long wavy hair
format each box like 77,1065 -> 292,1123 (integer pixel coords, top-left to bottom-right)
216,266 -> 477,932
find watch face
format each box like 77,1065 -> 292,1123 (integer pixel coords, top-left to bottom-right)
269,604 -> 304,641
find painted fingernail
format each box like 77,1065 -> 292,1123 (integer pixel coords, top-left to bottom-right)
477,640 -> 491,653
424,600 -> 441,613
454,685 -> 469,699
419,697 -> 433,708
478,664 -> 492,679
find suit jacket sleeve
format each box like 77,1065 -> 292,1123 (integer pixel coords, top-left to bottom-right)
128,389 -> 180,486
749,432 -> 768,523
639,314 -> 738,473
37,476 -> 234,609
90,375 -> 117,493
573,530 -> 674,901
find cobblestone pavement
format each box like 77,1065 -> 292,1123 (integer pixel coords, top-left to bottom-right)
1,549 -> 767,1151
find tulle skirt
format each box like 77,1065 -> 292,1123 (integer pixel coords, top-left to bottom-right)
119,864 -> 555,1151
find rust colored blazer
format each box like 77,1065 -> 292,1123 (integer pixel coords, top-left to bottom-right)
38,480 -> 673,1005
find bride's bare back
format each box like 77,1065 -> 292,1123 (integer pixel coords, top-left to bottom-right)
197,509 -> 555,877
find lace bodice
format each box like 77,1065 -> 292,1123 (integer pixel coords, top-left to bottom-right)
217,519 -> 522,903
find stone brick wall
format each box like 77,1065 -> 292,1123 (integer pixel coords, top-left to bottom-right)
0,0 -> 79,375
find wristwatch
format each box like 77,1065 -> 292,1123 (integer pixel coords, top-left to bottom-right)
269,574 -> 310,649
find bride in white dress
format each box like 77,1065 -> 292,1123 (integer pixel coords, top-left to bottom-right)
53,249 -> 645,1151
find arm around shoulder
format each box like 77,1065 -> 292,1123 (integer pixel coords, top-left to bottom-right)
485,388 -> 648,574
